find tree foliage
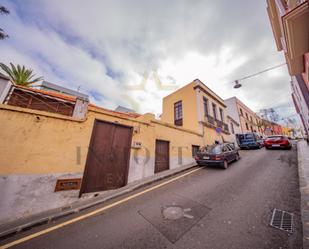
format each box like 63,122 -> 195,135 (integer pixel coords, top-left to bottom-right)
0,63 -> 43,86
0,6 -> 9,40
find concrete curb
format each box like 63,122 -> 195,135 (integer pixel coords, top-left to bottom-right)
0,163 -> 197,240
297,141 -> 309,249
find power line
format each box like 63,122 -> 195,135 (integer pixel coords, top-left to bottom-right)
231,62 -> 287,88
235,63 -> 287,82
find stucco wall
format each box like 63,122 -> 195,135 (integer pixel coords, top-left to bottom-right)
161,82 -> 200,132
224,97 -> 240,125
0,104 -> 206,223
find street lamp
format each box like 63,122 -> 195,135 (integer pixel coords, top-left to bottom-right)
233,80 -> 242,89
232,63 -> 286,89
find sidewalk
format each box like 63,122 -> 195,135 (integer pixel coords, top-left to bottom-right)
297,140 -> 309,248
0,163 -> 197,240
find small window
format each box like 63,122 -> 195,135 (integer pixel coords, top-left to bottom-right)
246,113 -> 249,119
245,123 -> 249,130
192,145 -> 200,157
174,101 -> 183,126
240,108 -> 243,116
212,103 -> 217,120
219,108 -> 224,121
203,97 -> 209,117
231,122 -> 235,134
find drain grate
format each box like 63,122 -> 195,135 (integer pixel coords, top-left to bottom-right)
270,208 -> 293,233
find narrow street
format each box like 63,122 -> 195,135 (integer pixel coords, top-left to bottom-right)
1,145 -> 302,249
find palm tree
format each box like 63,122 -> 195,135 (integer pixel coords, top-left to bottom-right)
0,6 -> 9,40
0,63 -> 43,86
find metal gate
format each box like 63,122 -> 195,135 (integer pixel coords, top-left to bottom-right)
155,140 -> 170,173
79,120 -> 132,196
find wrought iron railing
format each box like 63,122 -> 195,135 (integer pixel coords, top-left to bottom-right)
223,123 -> 229,132
205,115 -> 215,125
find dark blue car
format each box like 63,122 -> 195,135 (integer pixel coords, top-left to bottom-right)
236,132 -> 263,149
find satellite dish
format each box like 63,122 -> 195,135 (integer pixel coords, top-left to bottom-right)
234,80 -> 242,89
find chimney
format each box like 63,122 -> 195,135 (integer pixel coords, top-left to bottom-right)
0,77 -> 13,104
73,97 -> 89,119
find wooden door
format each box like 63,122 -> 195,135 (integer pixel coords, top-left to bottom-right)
155,140 -> 169,173
80,120 -> 132,196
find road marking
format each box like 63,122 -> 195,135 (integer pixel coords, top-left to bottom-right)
0,167 -> 202,249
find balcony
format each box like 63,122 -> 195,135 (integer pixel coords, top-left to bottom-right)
267,0 -> 309,75
202,116 -> 230,134
215,119 -> 223,128
282,1 -> 309,75
206,115 -> 215,126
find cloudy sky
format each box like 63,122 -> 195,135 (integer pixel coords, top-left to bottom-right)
0,0 -> 298,124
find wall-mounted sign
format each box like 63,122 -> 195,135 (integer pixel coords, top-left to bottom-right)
132,141 -> 142,149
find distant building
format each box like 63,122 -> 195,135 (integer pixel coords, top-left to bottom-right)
115,105 -> 136,114
39,81 -> 89,100
291,75 -> 309,135
226,115 -> 241,145
224,97 -> 263,134
161,79 -> 230,145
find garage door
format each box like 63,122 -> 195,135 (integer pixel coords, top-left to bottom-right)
155,140 -> 170,173
80,120 -> 132,196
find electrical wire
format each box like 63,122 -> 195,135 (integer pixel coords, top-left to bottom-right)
234,63 -> 287,83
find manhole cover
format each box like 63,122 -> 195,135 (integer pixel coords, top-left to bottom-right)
270,208 -> 293,233
162,206 -> 194,220
162,206 -> 184,220
138,194 -> 211,243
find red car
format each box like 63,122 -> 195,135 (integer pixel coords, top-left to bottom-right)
264,135 -> 292,150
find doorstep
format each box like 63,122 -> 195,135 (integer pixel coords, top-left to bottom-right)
0,163 -> 197,240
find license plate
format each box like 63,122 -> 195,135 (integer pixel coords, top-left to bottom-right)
272,144 -> 280,147
203,156 -> 210,159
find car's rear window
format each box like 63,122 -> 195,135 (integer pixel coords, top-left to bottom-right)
200,144 -> 222,154
267,136 -> 285,139
237,133 -> 254,142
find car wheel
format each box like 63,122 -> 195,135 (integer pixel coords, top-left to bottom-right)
223,160 -> 228,169
235,153 -> 240,161
266,147 -> 270,150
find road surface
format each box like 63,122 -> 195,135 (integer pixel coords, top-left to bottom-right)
1,146 -> 302,249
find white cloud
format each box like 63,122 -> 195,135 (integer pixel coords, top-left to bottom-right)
0,0 -> 296,121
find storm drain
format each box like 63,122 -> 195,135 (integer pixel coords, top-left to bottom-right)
270,209 -> 293,233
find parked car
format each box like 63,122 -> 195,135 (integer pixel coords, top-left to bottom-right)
236,132 -> 264,149
264,135 -> 292,150
194,143 -> 240,169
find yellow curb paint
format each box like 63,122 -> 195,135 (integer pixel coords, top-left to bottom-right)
1,167 -> 202,249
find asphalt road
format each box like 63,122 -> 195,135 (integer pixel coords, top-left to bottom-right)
1,146 -> 302,249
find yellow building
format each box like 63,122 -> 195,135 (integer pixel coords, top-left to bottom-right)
161,79 -> 230,145
282,126 -> 292,137
0,79 -> 231,223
